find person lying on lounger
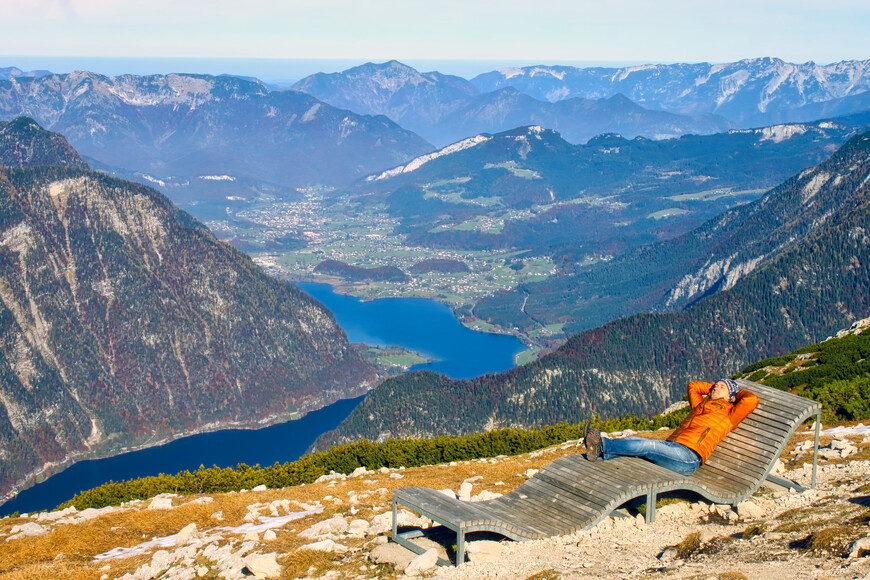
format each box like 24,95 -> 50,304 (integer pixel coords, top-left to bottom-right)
583,379 -> 759,475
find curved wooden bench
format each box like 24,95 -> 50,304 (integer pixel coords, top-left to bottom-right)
391,379 -> 821,565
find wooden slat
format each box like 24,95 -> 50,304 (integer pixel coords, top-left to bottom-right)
692,462 -> 756,490
518,478 -> 597,528
538,467 -> 626,511
493,484 -> 579,533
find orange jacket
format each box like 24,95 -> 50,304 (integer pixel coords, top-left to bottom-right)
667,381 -> 759,463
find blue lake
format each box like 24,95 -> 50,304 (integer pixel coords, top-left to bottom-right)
297,282 -> 524,379
0,283 -> 523,515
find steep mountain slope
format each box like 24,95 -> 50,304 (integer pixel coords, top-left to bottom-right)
0,121 -> 377,502
293,61 -> 732,146
0,117 -> 88,169
320,132 -> 870,445
472,58 -> 870,125
0,71 -> 433,209
474,123 -> 870,337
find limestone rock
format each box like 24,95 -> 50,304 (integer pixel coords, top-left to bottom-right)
347,519 -> 370,537
369,542 -> 417,570
736,500 -> 764,520
657,502 -> 690,518
148,496 -> 174,510
263,530 -> 277,541
458,481 -> 474,500
369,509 -> 429,535
405,548 -> 439,576
6,522 -> 49,541
299,539 -> 348,553
466,539 -> 504,562
244,553 -> 281,579
850,536 -> 870,558
251,484 -> 268,492
299,516 -> 348,539
175,523 -> 199,546
350,466 -> 368,477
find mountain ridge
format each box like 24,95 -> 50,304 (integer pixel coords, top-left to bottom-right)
0,119 -> 377,502
0,70 -> 434,213
293,60 -> 734,146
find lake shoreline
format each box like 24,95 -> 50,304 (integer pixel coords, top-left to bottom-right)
0,392 -> 369,515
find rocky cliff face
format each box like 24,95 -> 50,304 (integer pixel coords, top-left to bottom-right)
0,122 -> 377,500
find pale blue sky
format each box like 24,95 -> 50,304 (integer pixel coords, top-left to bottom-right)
2,0 -> 868,80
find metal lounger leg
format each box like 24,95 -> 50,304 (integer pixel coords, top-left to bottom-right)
812,410 -> 820,489
645,490 -> 657,524
456,528 -> 466,565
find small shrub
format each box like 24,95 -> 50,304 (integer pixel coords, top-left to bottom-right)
525,570 -> 560,580
676,530 -> 701,560
807,526 -> 854,556
742,523 -> 766,540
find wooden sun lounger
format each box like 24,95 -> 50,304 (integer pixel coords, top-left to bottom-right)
391,379 -> 821,566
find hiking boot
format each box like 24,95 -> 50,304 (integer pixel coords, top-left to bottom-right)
584,422 -> 602,461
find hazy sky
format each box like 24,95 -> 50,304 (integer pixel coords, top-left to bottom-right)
2,0 -> 868,79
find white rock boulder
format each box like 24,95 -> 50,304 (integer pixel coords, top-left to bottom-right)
405,548 -> 439,576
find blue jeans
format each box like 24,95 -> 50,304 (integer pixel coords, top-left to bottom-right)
601,437 -> 701,476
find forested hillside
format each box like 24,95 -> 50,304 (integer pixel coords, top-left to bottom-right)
319,132 -> 870,447
0,120 -> 376,502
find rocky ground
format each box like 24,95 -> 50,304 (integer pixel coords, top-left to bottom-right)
3,428 -> 870,580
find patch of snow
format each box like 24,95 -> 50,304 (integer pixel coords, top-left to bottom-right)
139,175 -> 166,187
368,135 -> 491,181
199,175 -> 235,181
301,103 -> 321,123
802,171 -> 830,204
545,87 -> 570,101
758,124 -> 807,143
613,64 -> 658,83
823,424 -> 870,436
716,70 -> 750,107
497,67 -> 525,79
338,117 -> 358,139
529,67 -> 566,80
94,508 -> 323,560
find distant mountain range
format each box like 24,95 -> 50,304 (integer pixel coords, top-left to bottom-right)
0,67 -> 51,81
293,60 -> 733,146
471,57 -> 870,127
0,119 -> 376,502
320,131 -> 870,447
0,71 -> 434,215
345,120 -> 861,292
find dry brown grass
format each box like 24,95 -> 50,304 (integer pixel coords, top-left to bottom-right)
0,441 -> 582,580
3,425 -> 861,580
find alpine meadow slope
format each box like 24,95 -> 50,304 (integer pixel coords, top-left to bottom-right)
0,119 -> 377,503
318,131 -> 870,447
